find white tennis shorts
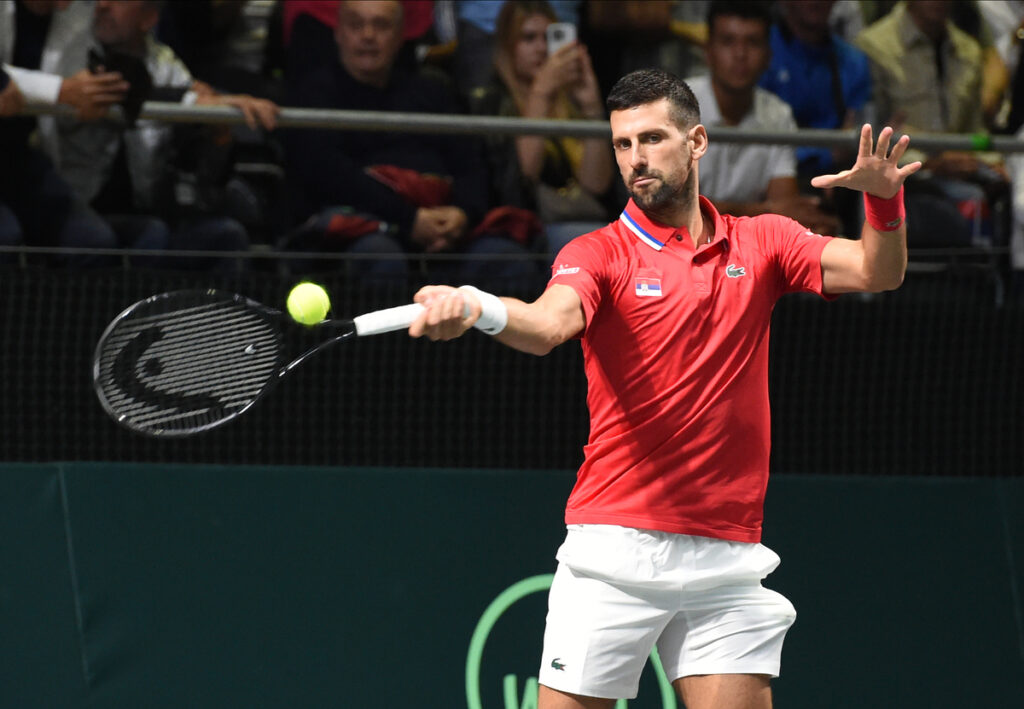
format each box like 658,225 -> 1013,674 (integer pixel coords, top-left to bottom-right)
537,524 -> 796,700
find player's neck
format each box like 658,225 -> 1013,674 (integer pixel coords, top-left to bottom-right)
643,196 -> 709,247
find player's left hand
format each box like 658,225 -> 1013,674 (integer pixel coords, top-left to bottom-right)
810,124 -> 921,199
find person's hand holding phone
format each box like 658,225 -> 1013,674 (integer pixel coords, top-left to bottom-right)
568,45 -> 603,118
546,22 -> 576,55
532,43 -> 582,100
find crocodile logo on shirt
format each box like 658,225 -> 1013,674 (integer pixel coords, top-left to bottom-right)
726,264 -> 746,278
551,658 -> 566,671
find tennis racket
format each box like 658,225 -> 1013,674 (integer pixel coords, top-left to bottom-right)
93,289 -> 426,437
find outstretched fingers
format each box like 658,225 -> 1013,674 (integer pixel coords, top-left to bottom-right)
897,160 -> 923,179
874,126 -> 893,160
809,169 -> 851,189
858,122 -> 874,157
887,133 -> 911,163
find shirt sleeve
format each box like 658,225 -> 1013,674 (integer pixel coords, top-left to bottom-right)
2,64 -> 61,105
758,214 -> 835,298
546,233 -> 609,335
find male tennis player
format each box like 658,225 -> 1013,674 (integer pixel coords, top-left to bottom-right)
410,68 -> 920,709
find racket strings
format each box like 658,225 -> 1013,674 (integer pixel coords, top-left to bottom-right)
95,296 -> 284,434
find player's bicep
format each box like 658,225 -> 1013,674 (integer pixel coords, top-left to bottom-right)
820,237 -> 868,293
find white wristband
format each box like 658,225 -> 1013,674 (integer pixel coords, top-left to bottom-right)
458,285 -> 508,335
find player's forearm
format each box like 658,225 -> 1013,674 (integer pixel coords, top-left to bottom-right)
493,297 -> 581,357
857,222 -> 907,291
857,187 -> 907,291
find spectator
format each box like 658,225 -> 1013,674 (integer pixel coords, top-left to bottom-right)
283,0 -> 443,89
947,0 -> 1009,130
283,0 -> 542,285
827,0 -> 867,42
0,0 -> 129,265
855,0 -> 1012,248
979,0 -> 1024,134
760,0 -> 873,235
451,0 -> 582,98
468,0 -> 614,261
584,1 -> 678,95
687,1 -> 839,235
155,0 -> 278,99
0,66 -> 22,246
39,0 -> 280,271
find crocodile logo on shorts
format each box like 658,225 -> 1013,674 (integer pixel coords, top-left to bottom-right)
551,658 -> 566,671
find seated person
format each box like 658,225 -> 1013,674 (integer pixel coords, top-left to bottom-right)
283,0 -> 542,286
856,0 -> 1012,248
760,0 -> 873,235
468,0 -> 615,262
0,0 -> 128,265
0,67 -> 22,246
452,0 -> 582,98
687,1 -> 839,235
40,0 -> 280,271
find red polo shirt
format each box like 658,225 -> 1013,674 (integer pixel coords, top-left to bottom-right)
548,197 -> 833,543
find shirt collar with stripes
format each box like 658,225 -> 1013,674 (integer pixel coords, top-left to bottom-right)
618,196 -> 725,251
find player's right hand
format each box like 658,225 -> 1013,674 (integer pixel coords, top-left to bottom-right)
409,286 -> 479,341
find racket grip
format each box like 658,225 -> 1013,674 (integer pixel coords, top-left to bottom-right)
353,303 -> 425,336
352,298 -> 475,336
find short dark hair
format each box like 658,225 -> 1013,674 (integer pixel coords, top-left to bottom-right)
606,68 -> 701,129
706,0 -> 773,39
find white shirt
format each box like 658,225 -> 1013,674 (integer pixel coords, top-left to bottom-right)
0,0 -> 93,105
686,74 -> 798,204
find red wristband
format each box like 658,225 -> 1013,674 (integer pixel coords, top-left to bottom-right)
863,186 -> 905,232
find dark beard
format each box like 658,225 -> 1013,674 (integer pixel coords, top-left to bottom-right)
627,165 -> 696,215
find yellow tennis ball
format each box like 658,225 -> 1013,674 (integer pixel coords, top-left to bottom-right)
287,282 -> 331,325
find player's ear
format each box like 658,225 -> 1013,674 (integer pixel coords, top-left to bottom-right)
688,124 -> 708,160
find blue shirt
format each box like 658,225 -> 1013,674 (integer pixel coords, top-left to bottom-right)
759,24 -> 872,174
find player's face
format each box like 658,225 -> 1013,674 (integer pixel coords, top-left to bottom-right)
611,99 -> 699,212
705,15 -> 770,94
513,14 -> 551,82
335,0 -> 405,85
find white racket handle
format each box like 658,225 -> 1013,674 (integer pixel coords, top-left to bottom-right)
353,303 -> 426,336
351,296 -> 482,337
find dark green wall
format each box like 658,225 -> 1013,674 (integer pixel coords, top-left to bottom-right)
2,465 -> 1022,708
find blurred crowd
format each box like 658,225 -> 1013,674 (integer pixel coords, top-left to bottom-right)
1,0 -> 1022,287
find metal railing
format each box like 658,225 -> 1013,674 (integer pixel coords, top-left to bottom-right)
26,100 -> 1024,152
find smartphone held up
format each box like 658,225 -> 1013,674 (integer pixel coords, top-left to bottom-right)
546,22 -> 576,55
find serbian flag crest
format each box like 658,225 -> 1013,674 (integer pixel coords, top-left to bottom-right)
635,277 -> 662,297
